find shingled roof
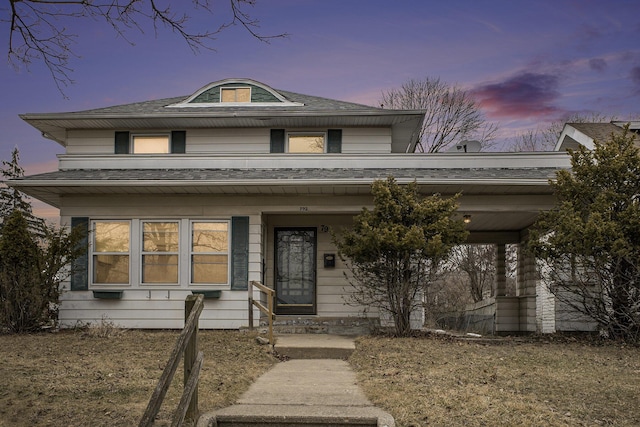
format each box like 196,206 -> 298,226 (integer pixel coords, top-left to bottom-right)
19,80 -> 425,149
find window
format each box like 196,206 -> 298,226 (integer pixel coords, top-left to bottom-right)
270,129 -> 341,154
191,222 -> 229,284
142,221 -> 179,283
93,221 -> 130,284
220,87 -> 251,103
288,133 -> 325,153
132,135 -> 170,154
87,218 -> 237,289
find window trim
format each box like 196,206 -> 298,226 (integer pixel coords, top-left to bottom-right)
91,220 -> 132,287
287,132 -> 327,153
189,220 -> 231,286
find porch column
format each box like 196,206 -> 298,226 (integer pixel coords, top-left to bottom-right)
518,239 -> 543,333
494,243 -> 519,333
495,243 -> 507,296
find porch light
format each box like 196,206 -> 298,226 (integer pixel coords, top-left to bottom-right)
463,215 -> 471,224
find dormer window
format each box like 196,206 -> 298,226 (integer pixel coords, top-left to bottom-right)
168,79 -> 304,107
132,135 -> 170,154
220,87 -> 251,103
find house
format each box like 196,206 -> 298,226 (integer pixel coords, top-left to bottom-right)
12,78 -> 577,333
555,121 -> 639,151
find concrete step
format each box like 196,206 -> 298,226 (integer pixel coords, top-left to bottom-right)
197,360 -> 395,427
274,334 -> 356,359
212,404 -> 378,426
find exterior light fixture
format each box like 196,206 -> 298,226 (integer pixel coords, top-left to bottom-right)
463,215 -> 471,224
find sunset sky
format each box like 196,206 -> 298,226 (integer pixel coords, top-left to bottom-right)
2,0 -> 640,186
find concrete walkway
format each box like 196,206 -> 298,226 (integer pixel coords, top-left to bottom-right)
198,335 -> 395,427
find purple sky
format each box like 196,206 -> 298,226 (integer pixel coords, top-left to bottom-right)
2,0 -> 640,214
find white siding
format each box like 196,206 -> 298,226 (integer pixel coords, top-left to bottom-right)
66,130 -> 115,154
187,128 -> 268,153
58,289 -> 249,329
341,128 -> 391,154
63,127 -> 392,155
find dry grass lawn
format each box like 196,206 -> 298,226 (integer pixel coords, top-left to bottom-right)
350,335 -> 640,427
0,329 -> 276,427
1,330 -> 639,427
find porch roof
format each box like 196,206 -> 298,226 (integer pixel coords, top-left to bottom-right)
12,166 -> 560,207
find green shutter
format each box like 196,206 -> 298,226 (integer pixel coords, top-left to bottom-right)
171,131 -> 186,153
230,216 -> 249,290
70,217 -> 89,291
327,129 -> 342,153
115,131 -> 130,154
270,129 -> 285,153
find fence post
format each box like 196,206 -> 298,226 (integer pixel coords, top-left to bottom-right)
248,280 -> 254,330
184,295 -> 199,423
267,290 -> 274,345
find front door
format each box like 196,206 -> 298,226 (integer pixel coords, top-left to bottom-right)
274,228 -> 316,315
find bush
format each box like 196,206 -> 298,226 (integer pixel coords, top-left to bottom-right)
0,210 -> 85,333
0,211 -> 47,332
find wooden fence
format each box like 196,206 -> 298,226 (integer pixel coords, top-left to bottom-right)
139,294 -> 204,427
248,280 -> 276,345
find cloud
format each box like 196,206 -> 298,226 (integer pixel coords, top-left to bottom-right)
471,72 -> 562,119
589,58 -> 607,72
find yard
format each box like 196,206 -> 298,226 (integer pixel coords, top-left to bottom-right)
0,330 -> 638,427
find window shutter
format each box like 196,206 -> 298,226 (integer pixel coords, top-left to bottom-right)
327,129 -> 342,153
171,131 -> 186,153
115,131 -> 130,154
70,217 -> 89,291
270,129 -> 285,153
230,216 -> 249,290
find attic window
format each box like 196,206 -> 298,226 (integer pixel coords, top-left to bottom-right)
221,87 -> 251,103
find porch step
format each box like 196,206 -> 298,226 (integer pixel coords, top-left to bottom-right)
274,334 -> 356,359
268,316 -> 374,336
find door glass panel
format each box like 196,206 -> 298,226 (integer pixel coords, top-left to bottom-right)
275,229 -> 316,310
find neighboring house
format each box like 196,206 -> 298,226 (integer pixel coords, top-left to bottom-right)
556,121 -> 639,151
12,78 -> 577,333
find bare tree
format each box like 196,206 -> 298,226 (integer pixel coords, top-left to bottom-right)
380,77 -> 498,153
5,0 -> 288,96
450,244 -> 495,303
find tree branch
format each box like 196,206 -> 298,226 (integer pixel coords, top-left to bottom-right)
5,0 -> 289,97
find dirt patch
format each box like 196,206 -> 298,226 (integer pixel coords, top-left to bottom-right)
349,335 -> 640,426
0,329 -> 277,426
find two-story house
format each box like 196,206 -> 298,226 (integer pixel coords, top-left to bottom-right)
11,78 -> 573,333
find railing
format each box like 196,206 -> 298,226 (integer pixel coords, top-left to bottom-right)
248,280 -> 276,345
139,294 -> 204,427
